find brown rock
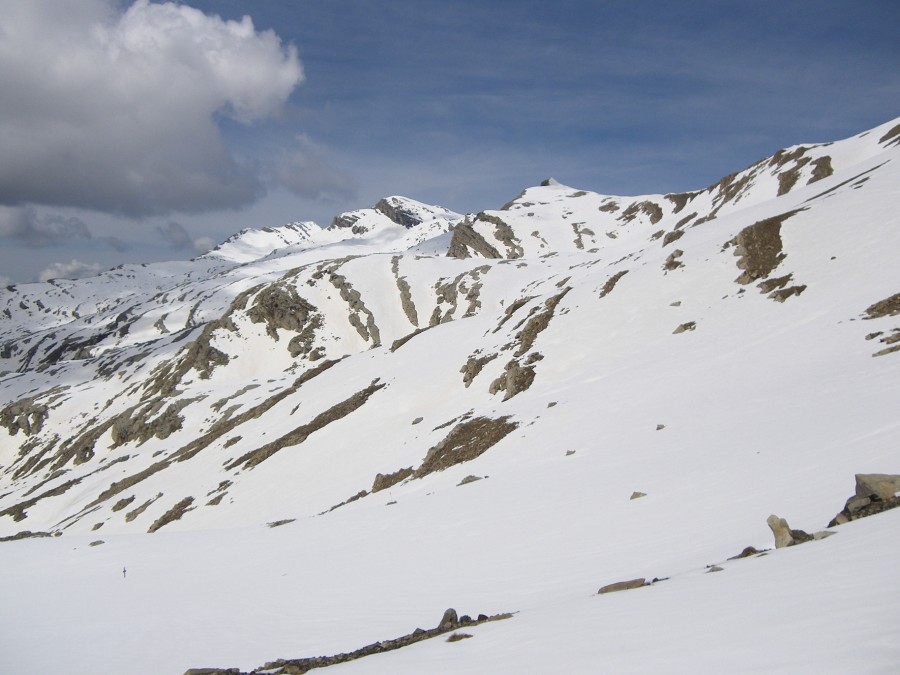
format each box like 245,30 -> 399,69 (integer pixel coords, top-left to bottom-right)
598,578 -> 647,594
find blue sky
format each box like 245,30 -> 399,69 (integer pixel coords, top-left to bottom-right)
0,0 -> 898,283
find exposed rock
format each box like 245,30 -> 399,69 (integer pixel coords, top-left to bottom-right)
706,566 -> 724,573
598,578 -> 647,594
374,198 -> 423,229
147,496 -> 195,533
599,270 -> 628,298
440,607 -> 459,630
855,473 -> 900,501
447,632 -> 473,642
225,382 -> 386,470
460,353 -> 498,387
89,540 -> 104,546
766,514 -> 813,548
728,546 -> 764,560
489,359 -> 536,401
198,610 -> 513,675
446,218 -> 503,259
828,473 -> 900,526
619,201 -> 663,225
457,475 -> 483,486
663,250 -> 683,271
726,210 -> 803,284
111,496 -> 135,512
391,256 -> 419,326
662,230 -> 684,247
372,467 -> 413,493
511,287 -> 570,357
0,530 -> 53,542
0,395 -> 50,436
807,156 -> 833,184
266,519 -> 295,528
415,416 -> 517,478
863,293 -> 900,319
246,285 -> 319,343
477,213 -> 524,259
630,491 -> 646,500
673,321 -> 696,334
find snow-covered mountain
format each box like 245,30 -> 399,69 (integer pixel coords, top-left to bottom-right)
1,120 -> 898,674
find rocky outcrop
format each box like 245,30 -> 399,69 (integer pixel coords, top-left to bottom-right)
147,496 -> 195,533
488,359 -> 536,401
446,219 -> 503,259
725,210 -> 803,285
829,473 -> 900,526
186,609 -> 513,675
414,416 -> 517,478
374,198 -> 422,229
224,381 -> 386,470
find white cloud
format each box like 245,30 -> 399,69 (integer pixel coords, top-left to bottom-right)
0,1 -> 303,216
38,259 -> 103,282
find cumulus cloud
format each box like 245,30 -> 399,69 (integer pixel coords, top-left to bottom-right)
0,205 -> 92,247
38,260 -> 103,282
0,0 -> 303,216
274,135 -> 358,202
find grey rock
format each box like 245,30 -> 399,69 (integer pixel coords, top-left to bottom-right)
439,607 -> 458,630
767,514 -> 812,548
855,473 -> 900,501
598,578 -> 647,594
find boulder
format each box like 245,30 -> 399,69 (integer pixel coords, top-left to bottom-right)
598,578 -> 647,594
855,474 -> 900,501
439,608 -> 458,630
767,515 -> 812,548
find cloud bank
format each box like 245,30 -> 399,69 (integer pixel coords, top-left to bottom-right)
0,0 -> 303,216
0,205 -> 92,247
38,260 -> 103,283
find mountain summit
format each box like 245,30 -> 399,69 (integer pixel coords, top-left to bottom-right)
1,118 -> 899,674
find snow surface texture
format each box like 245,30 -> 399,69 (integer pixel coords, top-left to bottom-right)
1,120 -> 899,674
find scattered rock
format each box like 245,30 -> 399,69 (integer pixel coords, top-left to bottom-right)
457,475 -> 483,486
446,632 -> 472,642
89,540 -> 104,547
411,417 -> 423,425
266,519 -> 295,528
656,424 -> 666,430
673,321 -> 696,334
706,565 -> 724,573
630,491 -> 646,500
565,450 -> 576,456
728,546 -> 764,560
598,578 -> 647,594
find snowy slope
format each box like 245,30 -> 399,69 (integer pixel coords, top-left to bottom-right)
0,118 -> 898,675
